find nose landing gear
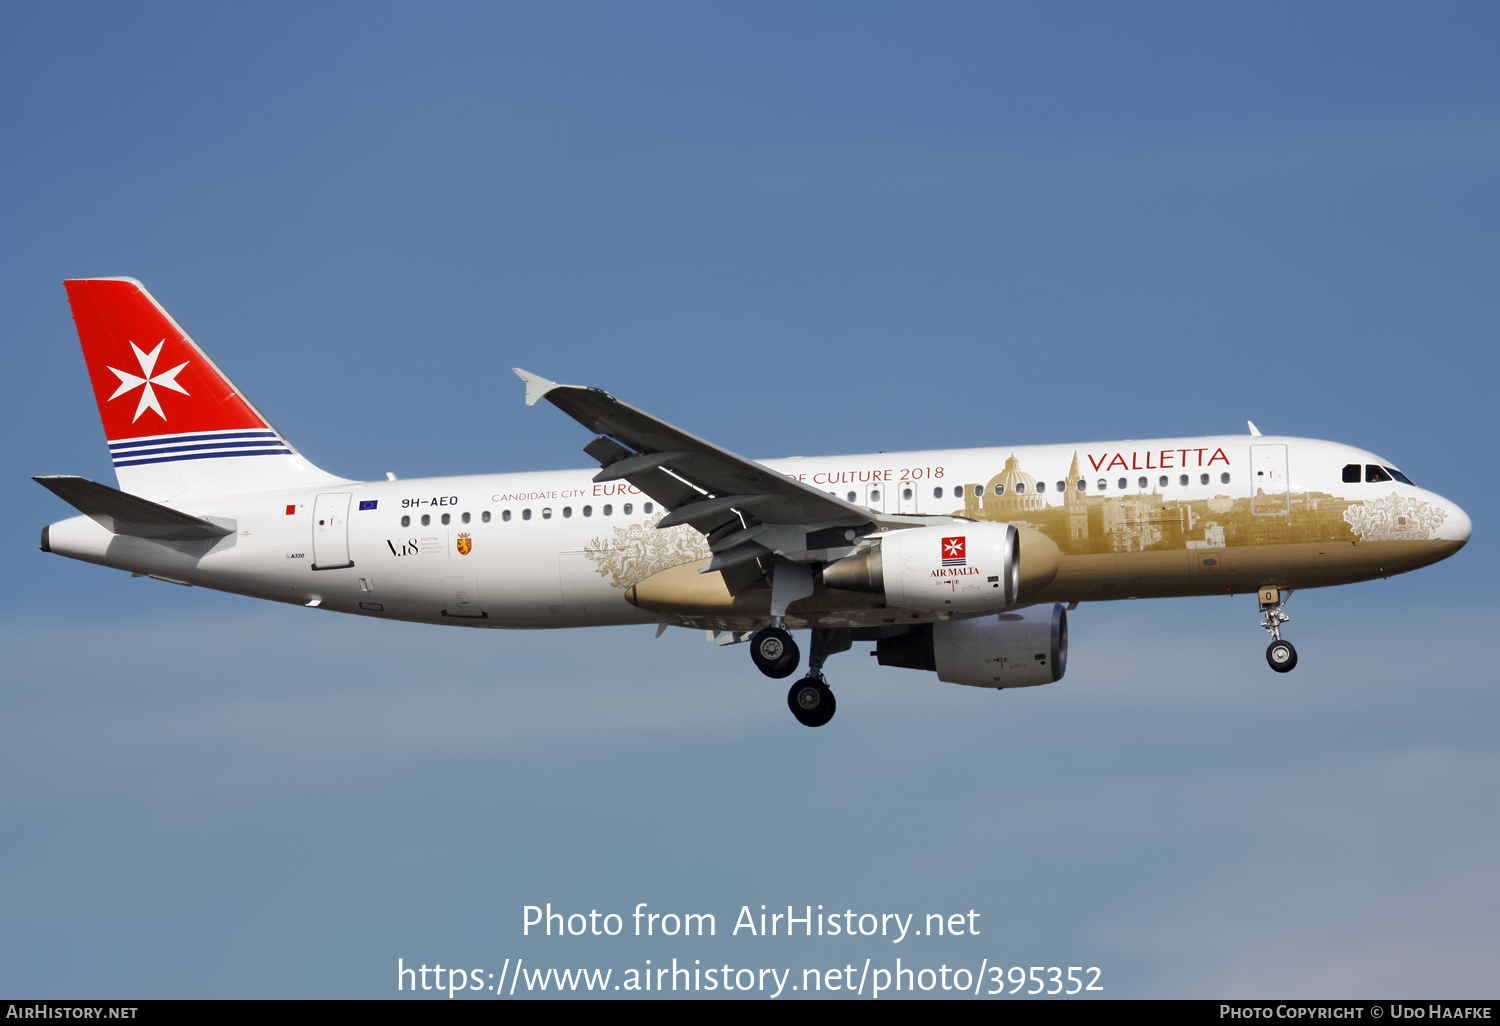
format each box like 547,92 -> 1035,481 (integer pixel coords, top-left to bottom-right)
1259,587 -> 1297,673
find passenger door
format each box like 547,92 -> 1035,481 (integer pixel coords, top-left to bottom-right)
1249,444 -> 1289,515
311,492 -> 354,569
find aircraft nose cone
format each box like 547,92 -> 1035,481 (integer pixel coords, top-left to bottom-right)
1444,500 -> 1472,545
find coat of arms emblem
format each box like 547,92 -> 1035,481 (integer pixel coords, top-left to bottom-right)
456,532 -> 472,556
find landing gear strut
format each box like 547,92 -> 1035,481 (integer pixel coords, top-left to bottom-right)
1259,586 -> 1297,673
785,628 -> 851,728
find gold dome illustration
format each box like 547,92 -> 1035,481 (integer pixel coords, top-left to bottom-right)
960,454 -> 1047,519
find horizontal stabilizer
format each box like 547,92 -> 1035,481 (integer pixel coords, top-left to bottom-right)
34,475 -> 233,541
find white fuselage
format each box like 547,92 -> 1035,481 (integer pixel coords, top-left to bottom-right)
43,434 -> 1471,628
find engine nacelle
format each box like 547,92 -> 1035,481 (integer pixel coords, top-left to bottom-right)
823,522 -> 1018,614
875,604 -> 1069,688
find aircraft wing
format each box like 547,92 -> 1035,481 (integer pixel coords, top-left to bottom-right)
515,369 -> 933,591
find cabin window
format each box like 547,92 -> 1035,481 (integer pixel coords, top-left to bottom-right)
1037,482 -> 1047,493
563,507 -> 572,518
933,487 -> 943,499
902,488 -> 912,501
995,483 -> 1005,496
1076,480 -> 1086,492
623,503 -> 633,515
1159,476 -> 1168,488
1200,474 -> 1210,485
1016,482 -> 1027,493
644,503 -> 654,514
441,513 -> 451,526
582,506 -> 592,517
1097,479 -> 1107,491
421,514 -> 431,526
542,508 -> 552,519
461,511 -> 471,524
1117,478 -> 1127,489
603,504 -> 612,516
499,510 -> 508,522
1386,467 -> 1415,485
847,491 -> 857,502
871,489 -> 881,503
482,511 -> 491,523
400,515 -> 410,527
1342,463 -> 1361,484
522,509 -> 531,521
1220,473 -> 1231,484
1180,475 -> 1189,487
1365,465 -> 1392,484
1138,477 -> 1147,489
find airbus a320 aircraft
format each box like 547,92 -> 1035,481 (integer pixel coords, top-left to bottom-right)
38,279 -> 1471,726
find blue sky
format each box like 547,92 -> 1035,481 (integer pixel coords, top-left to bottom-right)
2,2 -> 1496,998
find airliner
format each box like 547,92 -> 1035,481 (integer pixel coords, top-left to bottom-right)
37,279 -> 1471,726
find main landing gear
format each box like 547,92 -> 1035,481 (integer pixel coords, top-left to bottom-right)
788,677 -> 835,728
750,625 -> 851,727
749,626 -> 799,679
1259,586 -> 1297,673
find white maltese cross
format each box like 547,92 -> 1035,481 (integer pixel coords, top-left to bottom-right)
106,340 -> 190,422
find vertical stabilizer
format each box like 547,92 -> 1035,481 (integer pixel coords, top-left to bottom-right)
64,278 -> 345,501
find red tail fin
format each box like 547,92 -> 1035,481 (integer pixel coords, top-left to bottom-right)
66,278 -> 272,438
63,278 -> 342,499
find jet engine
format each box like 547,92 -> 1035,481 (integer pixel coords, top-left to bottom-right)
822,521 -> 1063,615
822,522 -> 1017,613
874,604 -> 1068,688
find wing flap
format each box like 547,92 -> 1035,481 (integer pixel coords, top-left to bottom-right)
591,450 -> 694,483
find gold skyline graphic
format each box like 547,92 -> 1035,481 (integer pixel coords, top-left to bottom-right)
949,452 -> 1383,555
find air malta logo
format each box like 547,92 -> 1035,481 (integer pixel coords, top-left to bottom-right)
107,340 -> 189,422
942,536 -> 966,566
456,533 -> 472,556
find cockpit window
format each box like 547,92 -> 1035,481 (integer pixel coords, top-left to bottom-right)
1365,465 -> 1392,484
1385,467 -> 1415,486
1342,463 -> 1361,484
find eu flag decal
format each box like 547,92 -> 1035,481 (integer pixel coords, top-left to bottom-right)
358,500 -> 378,511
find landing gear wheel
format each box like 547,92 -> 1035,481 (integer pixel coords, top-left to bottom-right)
787,677 -> 836,727
750,627 -> 800,679
1266,639 -> 1298,673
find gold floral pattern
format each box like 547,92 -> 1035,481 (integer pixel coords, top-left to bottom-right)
583,514 -> 711,589
1343,492 -> 1448,542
